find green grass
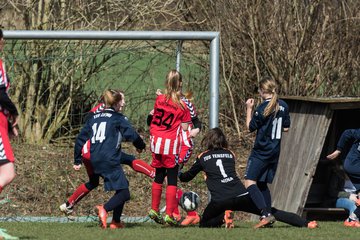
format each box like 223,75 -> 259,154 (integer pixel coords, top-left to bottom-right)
83,49 -> 209,125
0,221 -> 357,240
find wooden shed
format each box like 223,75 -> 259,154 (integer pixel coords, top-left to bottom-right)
269,96 -> 360,219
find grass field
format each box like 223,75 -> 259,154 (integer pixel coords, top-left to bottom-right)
0,221 -> 358,240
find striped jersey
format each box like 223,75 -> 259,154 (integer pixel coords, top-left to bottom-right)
178,96 -> 197,161
150,94 -> 191,155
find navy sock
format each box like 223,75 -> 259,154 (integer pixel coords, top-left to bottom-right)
247,184 -> 269,216
104,188 -> 130,212
271,208 -> 307,227
112,203 -> 125,222
258,182 -> 272,213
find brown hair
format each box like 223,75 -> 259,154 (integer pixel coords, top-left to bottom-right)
259,77 -> 279,117
102,89 -> 123,108
164,70 -> 184,109
201,127 -> 228,150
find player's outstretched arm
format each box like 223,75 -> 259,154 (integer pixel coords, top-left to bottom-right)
327,150 -> 341,160
245,98 -> 254,130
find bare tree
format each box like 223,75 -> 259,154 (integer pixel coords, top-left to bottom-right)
183,0 -> 360,138
1,0 -> 200,143
3,0 -> 358,142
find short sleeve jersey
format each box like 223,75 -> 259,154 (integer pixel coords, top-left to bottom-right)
249,99 -> 290,161
179,149 -> 247,202
150,94 -> 191,155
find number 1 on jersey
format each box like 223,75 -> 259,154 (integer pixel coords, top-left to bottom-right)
91,122 -> 107,143
216,159 -> 228,178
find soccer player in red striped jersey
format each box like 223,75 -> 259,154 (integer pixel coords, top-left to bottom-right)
148,70 -> 191,226
0,29 -> 19,196
147,90 -> 202,225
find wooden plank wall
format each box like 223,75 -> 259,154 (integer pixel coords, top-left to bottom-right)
269,100 -> 333,215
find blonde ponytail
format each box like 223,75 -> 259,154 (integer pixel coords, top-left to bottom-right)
164,70 -> 185,109
259,78 -> 279,117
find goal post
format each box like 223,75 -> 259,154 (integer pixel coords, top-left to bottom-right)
3,30 -> 220,128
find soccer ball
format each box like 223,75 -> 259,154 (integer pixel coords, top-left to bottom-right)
179,191 -> 200,212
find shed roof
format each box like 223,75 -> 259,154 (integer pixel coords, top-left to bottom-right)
282,96 -> 360,109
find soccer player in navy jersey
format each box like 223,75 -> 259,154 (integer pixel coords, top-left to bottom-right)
73,89 -> 146,229
327,128 -> 360,227
179,128 -> 318,229
148,70 -> 191,226
60,90 -> 154,222
0,29 -> 19,197
244,77 -> 290,228
84,91 -> 155,178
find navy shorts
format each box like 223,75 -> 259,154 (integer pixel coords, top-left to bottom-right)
102,167 -> 129,191
244,156 -> 278,184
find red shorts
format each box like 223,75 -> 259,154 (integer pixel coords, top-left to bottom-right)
82,140 -> 91,160
81,140 -> 94,176
0,112 -> 15,162
151,153 -> 177,168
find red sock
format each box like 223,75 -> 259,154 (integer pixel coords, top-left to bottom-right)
151,182 -> 163,212
187,211 -> 197,216
165,185 -> 177,216
67,183 -> 90,207
173,205 -> 180,215
132,159 -> 155,178
172,188 -> 183,216
176,188 -> 183,201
